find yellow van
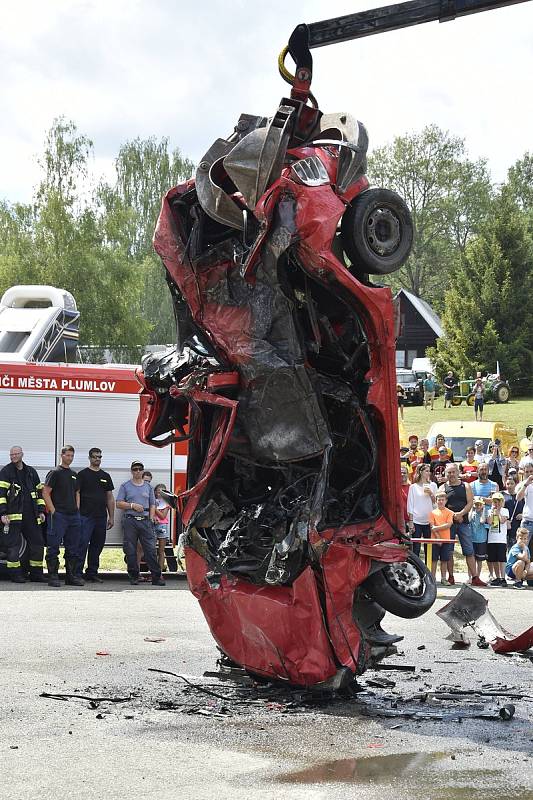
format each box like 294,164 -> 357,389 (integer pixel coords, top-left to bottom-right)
426,420 -> 518,461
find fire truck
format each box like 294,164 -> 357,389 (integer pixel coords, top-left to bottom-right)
0,286 -> 187,565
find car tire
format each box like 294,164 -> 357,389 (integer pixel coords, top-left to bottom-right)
494,383 -> 510,403
361,552 -> 437,619
341,188 -> 413,275
466,394 -> 475,407
450,395 -> 462,407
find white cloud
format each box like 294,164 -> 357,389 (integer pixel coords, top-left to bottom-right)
1,0 -> 532,202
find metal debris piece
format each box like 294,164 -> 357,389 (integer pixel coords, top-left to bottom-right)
40,692 -> 132,703
436,585 -> 533,653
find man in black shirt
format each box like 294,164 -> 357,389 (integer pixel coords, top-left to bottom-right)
42,445 -> 83,588
76,448 -> 114,582
431,446 -> 453,486
443,371 -> 458,409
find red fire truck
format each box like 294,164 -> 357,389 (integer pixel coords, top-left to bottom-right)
0,361 -> 187,550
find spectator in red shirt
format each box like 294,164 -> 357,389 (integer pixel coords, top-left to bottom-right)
460,446 -> 479,483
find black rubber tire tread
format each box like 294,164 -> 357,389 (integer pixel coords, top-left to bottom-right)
466,394 -> 476,407
361,551 -> 437,619
450,395 -> 462,406
341,188 -> 413,275
494,383 -> 510,403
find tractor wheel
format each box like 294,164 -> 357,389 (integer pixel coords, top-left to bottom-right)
466,394 -> 475,407
494,383 -> 510,403
450,395 -> 462,407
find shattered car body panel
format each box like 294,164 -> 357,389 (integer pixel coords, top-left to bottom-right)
137,94 -> 435,686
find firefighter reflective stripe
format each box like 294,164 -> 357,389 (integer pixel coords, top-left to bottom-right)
37,517 -> 43,525
37,499 -> 46,506
29,560 -> 43,567
36,483 -> 44,490
7,561 -> 21,568
0,480 -> 10,488
31,492 -> 37,498
7,513 -> 22,521
0,497 -> 6,505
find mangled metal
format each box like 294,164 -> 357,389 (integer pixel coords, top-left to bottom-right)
135,15 -> 440,687
437,585 -> 533,653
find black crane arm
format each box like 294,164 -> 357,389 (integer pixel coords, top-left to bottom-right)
282,0 -> 531,105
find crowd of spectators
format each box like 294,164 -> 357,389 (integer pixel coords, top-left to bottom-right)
400,433 -> 533,589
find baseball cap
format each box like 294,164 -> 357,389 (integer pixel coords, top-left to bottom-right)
491,492 -> 504,501
438,446 -> 447,454
475,439 -> 483,446
131,460 -> 144,470
473,496 -> 485,504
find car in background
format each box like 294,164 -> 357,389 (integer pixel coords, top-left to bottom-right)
396,368 -> 440,406
426,420 -> 518,461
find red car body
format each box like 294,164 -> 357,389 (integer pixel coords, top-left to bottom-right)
136,100 -> 431,686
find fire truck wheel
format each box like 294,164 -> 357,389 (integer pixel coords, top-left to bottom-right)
361,551 -> 437,619
341,188 -> 413,275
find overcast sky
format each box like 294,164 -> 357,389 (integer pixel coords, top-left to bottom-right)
1,0 -> 532,204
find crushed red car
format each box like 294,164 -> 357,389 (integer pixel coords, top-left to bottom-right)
136,44 -> 437,686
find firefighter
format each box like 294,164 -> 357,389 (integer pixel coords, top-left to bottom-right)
0,445 -> 46,583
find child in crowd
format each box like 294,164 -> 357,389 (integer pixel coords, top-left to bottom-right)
486,492 -> 509,587
505,527 -> 533,589
154,483 -> 170,572
468,496 -> 489,583
397,384 -> 405,420
428,489 -> 455,584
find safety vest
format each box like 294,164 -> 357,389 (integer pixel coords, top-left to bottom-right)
0,462 -> 45,524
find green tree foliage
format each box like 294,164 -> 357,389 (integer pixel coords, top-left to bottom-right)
368,125 -> 492,308
429,191 -> 533,383
0,118 -> 150,353
98,137 -> 194,343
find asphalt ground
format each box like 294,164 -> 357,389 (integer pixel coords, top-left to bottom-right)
1,574 -> 532,800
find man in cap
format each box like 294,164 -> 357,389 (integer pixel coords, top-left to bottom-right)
116,461 -> 165,586
431,446 -> 453,486
428,434 -> 454,464
407,435 -> 424,469
474,439 -> 485,460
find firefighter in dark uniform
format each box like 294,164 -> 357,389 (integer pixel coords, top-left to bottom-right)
0,445 -> 46,583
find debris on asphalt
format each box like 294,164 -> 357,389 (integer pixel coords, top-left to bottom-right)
144,637 -> 166,643
437,585 -> 533,654
40,692 -> 133,703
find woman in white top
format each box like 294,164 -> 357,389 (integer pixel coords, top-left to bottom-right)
407,463 -> 437,557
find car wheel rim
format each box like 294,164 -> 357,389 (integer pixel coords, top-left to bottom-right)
365,207 -> 401,256
383,561 -> 424,597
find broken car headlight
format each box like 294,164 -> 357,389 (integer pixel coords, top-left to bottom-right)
291,155 -> 330,187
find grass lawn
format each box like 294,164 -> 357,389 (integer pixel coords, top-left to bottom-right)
401,396 -> 533,442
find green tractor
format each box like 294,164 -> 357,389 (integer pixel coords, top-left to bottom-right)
450,374 -> 511,407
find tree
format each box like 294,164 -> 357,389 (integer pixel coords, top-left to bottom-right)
0,119 -> 151,353
368,125 -> 492,308
506,152 -> 533,229
429,192 -> 533,383
98,137 -> 195,343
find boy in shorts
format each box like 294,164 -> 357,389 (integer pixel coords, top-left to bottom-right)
429,489 -> 455,584
506,527 -> 533,589
486,492 -> 509,586
468,496 -> 489,583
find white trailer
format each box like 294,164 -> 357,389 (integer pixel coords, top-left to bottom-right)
0,361 -> 187,547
